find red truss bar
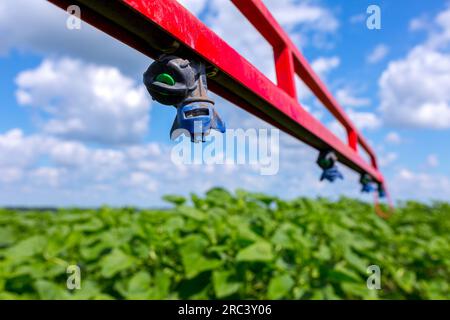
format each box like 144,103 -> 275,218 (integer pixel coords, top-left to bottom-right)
47,0 -> 386,187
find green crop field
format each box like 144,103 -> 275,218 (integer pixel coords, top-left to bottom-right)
0,188 -> 448,300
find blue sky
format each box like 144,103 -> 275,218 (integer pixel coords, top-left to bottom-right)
0,0 -> 449,206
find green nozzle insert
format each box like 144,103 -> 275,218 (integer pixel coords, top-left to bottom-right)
155,73 -> 175,86
319,158 -> 332,168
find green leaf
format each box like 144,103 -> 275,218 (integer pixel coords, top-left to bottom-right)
344,250 -> 367,274
100,249 -> 135,278
150,270 -> 172,299
69,280 -> 102,300
181,234 -> 208,252
5,235 -> 47,260
341,282 -> 376,299
205,188 -> 234,207
212,271 -> 241,298
179,235 -> 222,279
267,274 -> 294,299
181,253 -> 222,279
176,206 -> 206,221
327,266 -> 361,283
248,193 -> 277,206
0,226 -> 17,246
117,271 -> 153,299
73,218 -> 104,232
229,216 -> 261,242
323,285 -> 341,300
270,223 -> 297,248
80,245 -> 110,262
35,280 -> 70,300
162,195 -> 186,206
128,271 -> 151,294
315,244 -> 332,261
236,241 -> 274,262
393,269 -> 416,293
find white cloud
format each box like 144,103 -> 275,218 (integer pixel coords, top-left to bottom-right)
126,171 -> 158,192
426,6 -> 450,49
327,109 -> 381,144
201,0 -> 276,81
367,44 -> 389,64
30,167 -> 65,188
264,0 -> 339,33
176,0 -> 208,16
385,132 -> 401,144
15,57 -> 151,145
426,154 -> 439,168
295,56 -> 340,101
392,169 -> 450,200
0,129 -> 164,204
379,7 -> 450,129
0,0 -> 149,76
327,120 -> 347,142
2,127 -> 448,205
216,0 -> 339,46
0,129 -> 53,168
0,167 -> 23,184
409,16 -> 430,32
379,152 -> 397,167
347,109 -> 382,131
49,140 -> 90,167
311,56 -> 340,77
292,55 -> 341,103
336,88 -> 370,108
0,128 -> 363,206
379,47 -> 450,129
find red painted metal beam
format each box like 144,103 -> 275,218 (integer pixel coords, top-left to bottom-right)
274,46 -> 297,99
46,0 -> 386,187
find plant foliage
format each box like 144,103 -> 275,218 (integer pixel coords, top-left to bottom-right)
0,188 -> 448,299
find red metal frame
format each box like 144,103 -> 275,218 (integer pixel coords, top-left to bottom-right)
47,0 -> 387,190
